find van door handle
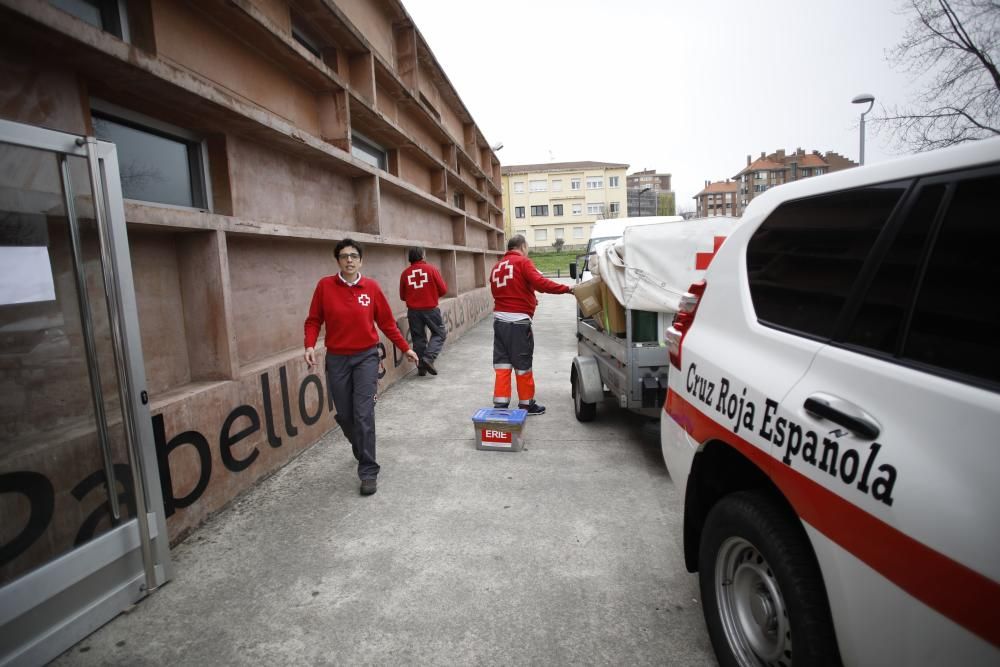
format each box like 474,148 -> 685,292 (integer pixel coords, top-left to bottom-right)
803,393 -> 880,440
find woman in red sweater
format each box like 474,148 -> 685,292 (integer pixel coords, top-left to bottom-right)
304,238 -> 418,495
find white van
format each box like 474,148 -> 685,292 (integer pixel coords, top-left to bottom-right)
661,137 -> 1000,665
573,215 -> 683,282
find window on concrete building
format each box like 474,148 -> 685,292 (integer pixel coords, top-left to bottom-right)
587,202 -> 604,215
551,179 -> 562,192
573,226 -> 584,238
52,0 -> 128,40
755,171 -> 768,180
555,227 -> 564,239
516,229 -> 527,236
530,205 -> 548,216
608,176 -> 620,187
514,181 -> 524,193
609,202 -> 620,215
515,206 -> 525,218
572,203 -> 582,215
571,178 -> 581,190
800,168 -> 811,177
91,103 -> 209,209
553,204 -> 564,216
586,177 -> 603,189
351,132 -> 387,170
535,228 -> 548,241
453,192 -> 465,209
291,13 -> 325,60
529,180 -> 547,192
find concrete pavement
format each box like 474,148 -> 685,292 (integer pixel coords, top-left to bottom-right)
54,283 -> 717,666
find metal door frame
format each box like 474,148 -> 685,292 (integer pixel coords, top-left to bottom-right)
0,118 -> 172,666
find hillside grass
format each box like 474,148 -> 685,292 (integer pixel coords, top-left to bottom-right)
528,251 -> 579,277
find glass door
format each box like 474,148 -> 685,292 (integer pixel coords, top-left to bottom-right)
0,119 -> 171,666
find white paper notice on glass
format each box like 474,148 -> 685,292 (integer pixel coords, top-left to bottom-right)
0,246 -> 57,305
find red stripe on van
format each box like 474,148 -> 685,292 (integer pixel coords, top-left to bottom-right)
666,390 -> 1000,649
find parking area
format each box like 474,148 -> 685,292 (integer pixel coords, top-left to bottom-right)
55,285 -> 716,666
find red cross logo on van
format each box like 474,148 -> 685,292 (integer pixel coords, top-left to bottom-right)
492,260 -> 514,288
695,236 -> 727,270
358,294 -> 370,307
408,268 -> 429,289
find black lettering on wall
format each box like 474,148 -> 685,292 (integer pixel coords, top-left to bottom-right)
71,463 -> 134,545
376,343 -> 387,379
260,372 -> 283,449
219,405 -> 261,472
0,471 -> 54,566
299,374 -> 324,426
278,366 -> 298,438
153,414 -> 212,518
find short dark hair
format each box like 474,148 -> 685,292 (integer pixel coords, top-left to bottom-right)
507,234 -> 527,251
407,246 -> 424,263
335,238 -> 363,259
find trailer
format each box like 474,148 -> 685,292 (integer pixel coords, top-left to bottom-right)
568,216 -> 740,422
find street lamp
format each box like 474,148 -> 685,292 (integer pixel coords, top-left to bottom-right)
852,93 -> 875,166
637,186 -> 651,217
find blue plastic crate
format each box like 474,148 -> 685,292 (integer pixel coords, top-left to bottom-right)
471,408 -> 527,451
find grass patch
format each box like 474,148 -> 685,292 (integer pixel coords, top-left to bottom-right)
528,251 -> 579,276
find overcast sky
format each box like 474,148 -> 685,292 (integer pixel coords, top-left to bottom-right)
401,0 -> 919,209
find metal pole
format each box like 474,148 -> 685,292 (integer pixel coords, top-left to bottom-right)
859,112 -> 866,166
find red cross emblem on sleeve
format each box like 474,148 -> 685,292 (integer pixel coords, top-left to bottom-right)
491,260 -> 514,288
407,268 -> 429,289
695,236 -> 727,270
358,294 -> 370,307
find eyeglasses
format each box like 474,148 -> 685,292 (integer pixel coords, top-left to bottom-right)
338,253 -> 360,260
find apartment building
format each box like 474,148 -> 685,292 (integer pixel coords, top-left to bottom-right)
734,147 -> 858,209
694,180 -> 739,217
0,1 -> 502,659
627,168 -> 674,216
501,161 -> 629,249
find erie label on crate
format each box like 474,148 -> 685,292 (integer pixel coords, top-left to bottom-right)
481,428 -> 513,446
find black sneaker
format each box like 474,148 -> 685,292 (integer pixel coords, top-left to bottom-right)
421,358 -> 438,375
360,479 -> 377,495
493,402 -> 510,409
417,367 -> 427,376
521,402 -> 546,416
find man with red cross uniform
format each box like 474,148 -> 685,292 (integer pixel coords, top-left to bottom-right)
399,247 -> 448,376
490,234 -> 575,415
304,238 -> 418,496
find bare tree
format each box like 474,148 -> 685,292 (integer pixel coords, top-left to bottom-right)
877,0 -> 999,150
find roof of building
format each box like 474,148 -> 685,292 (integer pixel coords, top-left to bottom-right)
798,153 -> 828,168
501,161 -> 629,175
695,181 -> 739,197
734,158 -> 786,177
732,148 -> 858,178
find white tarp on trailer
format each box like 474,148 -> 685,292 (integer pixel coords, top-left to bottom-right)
592,216 -> 741,313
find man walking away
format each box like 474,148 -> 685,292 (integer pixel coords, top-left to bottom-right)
399,247 -> 448,376
490,234 -> 575,415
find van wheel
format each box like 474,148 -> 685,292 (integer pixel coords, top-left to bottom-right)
699,491 -> 840,667
571,366 -> 596,422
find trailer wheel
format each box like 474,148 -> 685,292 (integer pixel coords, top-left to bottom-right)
571,366 -> 596,422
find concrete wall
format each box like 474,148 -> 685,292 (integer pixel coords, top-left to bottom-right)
0,0 -> 504,580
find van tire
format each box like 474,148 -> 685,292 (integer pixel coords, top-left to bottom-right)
571,366 -> 596,422
698,491 -> 840,667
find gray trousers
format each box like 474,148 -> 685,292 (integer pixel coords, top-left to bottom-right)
407,307 -> 446,362
325,347 -> 380,480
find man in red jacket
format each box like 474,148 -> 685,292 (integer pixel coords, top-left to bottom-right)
399,247 -> 448,377
490,234 -> 575,415
304,238 -> 418,495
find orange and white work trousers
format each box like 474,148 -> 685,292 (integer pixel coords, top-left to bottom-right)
492,319 -> 535,408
